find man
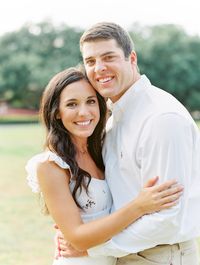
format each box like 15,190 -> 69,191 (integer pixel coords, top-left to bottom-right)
58,22 -> 200,264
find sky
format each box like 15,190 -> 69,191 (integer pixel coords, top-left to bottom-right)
0,0 -> 200,37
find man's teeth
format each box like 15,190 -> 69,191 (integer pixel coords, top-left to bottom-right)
76,120 -> 91,126
98,77 -> 112,83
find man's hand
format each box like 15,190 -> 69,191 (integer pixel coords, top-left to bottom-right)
54,225 -> 88,258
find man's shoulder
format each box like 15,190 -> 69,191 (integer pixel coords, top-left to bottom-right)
144,84 -> 191,118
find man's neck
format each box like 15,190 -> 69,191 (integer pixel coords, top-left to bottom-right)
110,73 -> 141,103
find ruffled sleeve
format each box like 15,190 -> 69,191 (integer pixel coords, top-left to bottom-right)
25,151 -> 71,193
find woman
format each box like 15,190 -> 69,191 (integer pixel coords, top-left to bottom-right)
26,67 -> 183,265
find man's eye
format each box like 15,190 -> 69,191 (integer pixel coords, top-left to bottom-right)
105,55 -> 114,61
86,60 -> 95,66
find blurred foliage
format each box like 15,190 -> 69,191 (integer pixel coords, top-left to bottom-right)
130,23 -> 200,111
0,21 -> 82,109
0,21 -> 200,111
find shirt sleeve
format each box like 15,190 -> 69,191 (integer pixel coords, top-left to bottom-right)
88,113 -> 198,257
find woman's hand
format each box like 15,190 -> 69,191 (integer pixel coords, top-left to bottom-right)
135,177 -> 183,215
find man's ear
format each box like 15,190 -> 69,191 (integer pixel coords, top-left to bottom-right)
130,51 -> 137,65
129,51 -> 138,74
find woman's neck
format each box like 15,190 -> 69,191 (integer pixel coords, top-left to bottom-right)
71,136 -> 88,155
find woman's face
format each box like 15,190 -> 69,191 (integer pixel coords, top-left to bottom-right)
58,79 -> 100,140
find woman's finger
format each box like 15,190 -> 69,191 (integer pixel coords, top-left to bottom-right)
154,179 -> 178,192
160,191 -> 183,204
158,185 -> 184,199
143,176 -> 159,188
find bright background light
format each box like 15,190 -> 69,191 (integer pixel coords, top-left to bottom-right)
1,0 -> 200,36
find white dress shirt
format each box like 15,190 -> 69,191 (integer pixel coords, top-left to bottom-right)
88,75 -> 200,257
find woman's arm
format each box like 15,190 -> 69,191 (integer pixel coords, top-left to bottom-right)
37,161 -> 183,251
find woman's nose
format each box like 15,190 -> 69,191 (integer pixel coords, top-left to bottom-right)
78,104 -> 89,116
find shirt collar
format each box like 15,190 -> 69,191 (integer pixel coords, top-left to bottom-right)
111,75 -> 151,122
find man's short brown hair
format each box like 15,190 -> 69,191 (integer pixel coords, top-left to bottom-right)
80,22 -> 135,59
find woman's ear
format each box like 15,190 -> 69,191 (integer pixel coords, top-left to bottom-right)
56,112 -> 61,119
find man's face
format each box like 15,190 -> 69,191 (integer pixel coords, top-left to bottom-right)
82,39 -> 137,102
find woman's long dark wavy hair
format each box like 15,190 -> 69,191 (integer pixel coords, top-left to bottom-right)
40,66 -> 107,208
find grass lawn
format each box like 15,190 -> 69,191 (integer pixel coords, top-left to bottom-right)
0,124 -> 54,265
0,123 -> 200,264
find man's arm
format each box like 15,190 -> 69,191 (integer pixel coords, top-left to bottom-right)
88,113 -> 200,257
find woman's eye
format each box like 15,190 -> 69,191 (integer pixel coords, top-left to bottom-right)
66,102 -> 77,107
87,99 -> 96,104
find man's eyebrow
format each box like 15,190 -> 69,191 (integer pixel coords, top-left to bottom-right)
84,56 -> 94,61
84,51 -> 116,61
101,51 -> 116,56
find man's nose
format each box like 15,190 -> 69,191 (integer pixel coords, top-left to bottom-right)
94,61 -> 106,72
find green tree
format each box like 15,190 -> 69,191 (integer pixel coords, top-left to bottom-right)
129,24 -> 200,111
0,21 -> 83,109
0,21 -> 199,111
